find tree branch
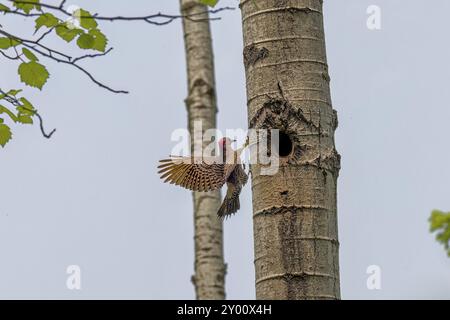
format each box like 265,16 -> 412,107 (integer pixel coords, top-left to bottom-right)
0,2 -> 234,94
0,0 -> 234,143
0,29 -> 125,94
0,88 -> 56,139
4,1 -> 234,26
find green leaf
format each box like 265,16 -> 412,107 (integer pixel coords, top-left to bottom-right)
75,9 -> 98,30
0,105 -> 18,122
0,123 -> 12,147
55,25 -> 84,43
19,97 -> 35,112
199,0 -> 219,7
22,48 -> 39,61
0,4 -> 10,12
429,210 -> 450,257
18,61 -> 50,90
89,29 -> 108,52
13,0 -> 40,14
7,89 -> 22,96
17,107 -> 35,116
0,37 -> 21,49
35,13 -> 59,32
77,34 -> 95,49
429,210 -> 450,231
17,115 -> 33,124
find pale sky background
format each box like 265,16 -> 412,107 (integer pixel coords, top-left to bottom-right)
0,0 -> 449,299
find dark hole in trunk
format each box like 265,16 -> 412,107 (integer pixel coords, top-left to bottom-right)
278,131 -> 293,157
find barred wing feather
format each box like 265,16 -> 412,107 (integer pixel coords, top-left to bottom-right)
158,156 -> 226,192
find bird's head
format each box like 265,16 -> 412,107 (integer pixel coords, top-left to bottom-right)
218,137 -> 236,151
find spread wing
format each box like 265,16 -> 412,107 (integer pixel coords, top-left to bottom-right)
158,156 -> 226,192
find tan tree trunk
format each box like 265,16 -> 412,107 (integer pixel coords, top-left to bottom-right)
180,0 -> 226,300
240,0 -> 341,299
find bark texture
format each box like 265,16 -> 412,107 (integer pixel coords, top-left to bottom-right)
180,0 -> 226,300
240,0 -> 341,299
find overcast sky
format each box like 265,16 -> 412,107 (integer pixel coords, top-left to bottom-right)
0,0 -> 449,299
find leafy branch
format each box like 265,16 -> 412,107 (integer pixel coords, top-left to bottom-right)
0,0 -> 231,147
0,88 -> 55,146
429,210 -> 450,257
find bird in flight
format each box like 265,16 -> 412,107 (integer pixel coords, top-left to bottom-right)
158,137 -> 248,218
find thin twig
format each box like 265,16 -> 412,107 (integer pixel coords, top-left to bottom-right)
5,1 -> 234,26
72,47 -> 113,63
34,111 -> 56,139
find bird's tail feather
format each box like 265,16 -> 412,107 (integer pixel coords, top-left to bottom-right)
217,195 -> 240,219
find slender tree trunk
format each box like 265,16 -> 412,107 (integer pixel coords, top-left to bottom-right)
240,0 -> 341,299
180,0 -> 226,300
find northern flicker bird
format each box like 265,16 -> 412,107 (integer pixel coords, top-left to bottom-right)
158,137 -> 248,218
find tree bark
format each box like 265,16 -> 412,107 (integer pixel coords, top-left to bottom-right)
180,0 -> 226,300
240,0 -> 341,299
